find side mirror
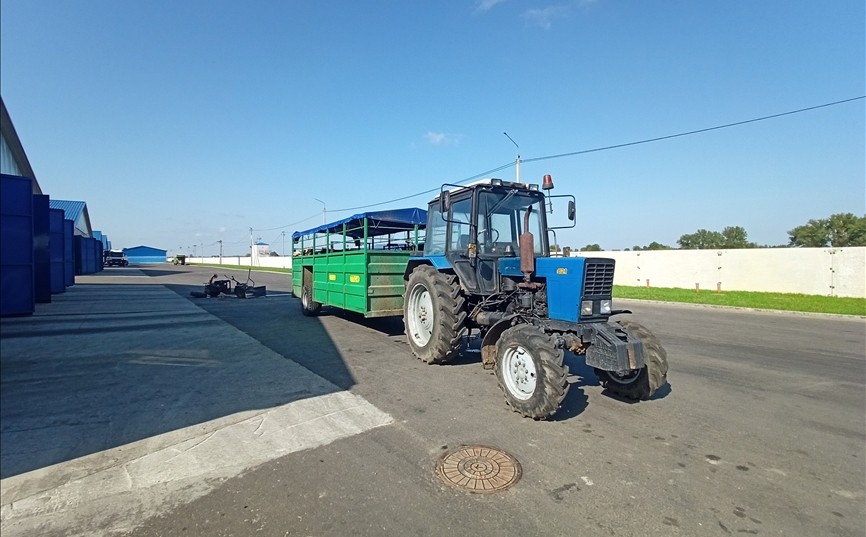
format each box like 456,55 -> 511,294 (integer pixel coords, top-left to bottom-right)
440,191 -> 451,213
568,200 -> 576,221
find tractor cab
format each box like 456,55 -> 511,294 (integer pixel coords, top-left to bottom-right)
423,177 -> 573,296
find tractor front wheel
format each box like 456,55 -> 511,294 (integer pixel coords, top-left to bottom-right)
403,265 -> 466,364
596,320 -> 668,400
495,324 -> 569,419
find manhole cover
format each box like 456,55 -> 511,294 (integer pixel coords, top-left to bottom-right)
436,445 -> 521,493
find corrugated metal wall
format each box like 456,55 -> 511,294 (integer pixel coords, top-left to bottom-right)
1,174 -> 34,315
63,219 -> 74,287
49,208 -> 66,293
33,194 -> 51,303
125,246 -> 168,264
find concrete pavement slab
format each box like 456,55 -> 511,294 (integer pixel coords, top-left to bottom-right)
0,271 -> 392,537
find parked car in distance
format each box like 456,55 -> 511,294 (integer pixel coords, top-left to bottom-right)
104,250 -> 129,267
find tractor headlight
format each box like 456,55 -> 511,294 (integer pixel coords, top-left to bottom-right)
581,300 -> 593,316
581,299 -> 612,316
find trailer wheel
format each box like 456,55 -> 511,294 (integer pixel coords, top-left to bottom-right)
596,320 -> 668,400
403,265 -> 466,364
301,284 -> 321,316
495,324 -> 569,419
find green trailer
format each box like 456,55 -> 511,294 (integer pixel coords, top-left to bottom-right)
291,208 -> 426,317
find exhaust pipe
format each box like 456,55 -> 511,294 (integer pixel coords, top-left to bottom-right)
519,205 -> 534,284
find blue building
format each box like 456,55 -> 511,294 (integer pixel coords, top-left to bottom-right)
1,96 -> 108,315
124,245 -> 167,264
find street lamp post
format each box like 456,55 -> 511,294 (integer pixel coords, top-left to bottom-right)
314,198 -> 326,225
503,132 -> 520,182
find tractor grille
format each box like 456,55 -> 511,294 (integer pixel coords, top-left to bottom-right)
583,260 -> 614,296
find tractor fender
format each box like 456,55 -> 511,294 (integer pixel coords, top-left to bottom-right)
480,315 -> 519,369
403,256 -> 452,281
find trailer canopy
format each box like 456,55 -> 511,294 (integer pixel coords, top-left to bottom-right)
292,208 -> 427,241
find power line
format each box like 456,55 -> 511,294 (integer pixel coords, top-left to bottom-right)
329,95 -> 864,215
242,95 -> 863,231
252,212 -> 322,233
524,95 -> 865,164
330,160 -> 516,213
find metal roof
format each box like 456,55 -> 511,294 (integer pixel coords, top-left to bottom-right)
1,96 -> 41,193
48,199 -> 92,237
48,200 -> 86,222
123,245 -> 167,254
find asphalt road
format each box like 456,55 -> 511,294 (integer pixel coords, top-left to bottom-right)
114,265 -> 865,537
3,264 -> 861,537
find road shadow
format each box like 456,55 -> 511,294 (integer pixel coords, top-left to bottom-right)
0,274 -> 353,480
163,283 -> 356,391
565,351 -> 673,404
138,268 -> 192,277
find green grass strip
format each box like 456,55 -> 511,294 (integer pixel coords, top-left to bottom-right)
184,264 -> 863,316
614,285 -> 865,316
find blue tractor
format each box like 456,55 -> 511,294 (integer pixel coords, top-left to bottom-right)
403,176 -> 668,419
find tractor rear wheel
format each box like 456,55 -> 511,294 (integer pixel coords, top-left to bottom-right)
403,265 -> 466,364
596,320 -> 668,400
495,324 -> 569,419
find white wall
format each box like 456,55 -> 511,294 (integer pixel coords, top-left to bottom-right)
180,247 -> 866,298
572,247 -> 865,298
182,256 -> 293,270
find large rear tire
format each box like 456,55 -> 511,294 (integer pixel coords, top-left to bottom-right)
495,324 -> 569,419
403,265 -> 466,364
301,284 -> 321,316
596,320 -> 668,400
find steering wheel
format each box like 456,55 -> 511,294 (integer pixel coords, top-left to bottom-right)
479,227 -> 500,244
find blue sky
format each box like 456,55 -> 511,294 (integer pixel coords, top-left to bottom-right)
2,0 -> 863,255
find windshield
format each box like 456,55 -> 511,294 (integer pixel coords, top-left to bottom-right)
477,190 -> 546,256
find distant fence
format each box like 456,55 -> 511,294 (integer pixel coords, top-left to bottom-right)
177,247 -> 865,298
571,247 -> 865,298
180,256 -> 293,270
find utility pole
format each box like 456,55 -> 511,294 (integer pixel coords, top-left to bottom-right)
314,198 -> 326,225
281,231 -> 286,257
504,132 -> 520,182
218,239 -> 223,264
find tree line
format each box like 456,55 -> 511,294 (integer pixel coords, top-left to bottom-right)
570,212 -> 866,252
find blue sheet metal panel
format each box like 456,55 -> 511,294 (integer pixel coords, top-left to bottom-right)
96,240 -> 104,272
74,235 -> 85,275
0,174 -> 35,316
85,237 -> 102,274
123,246 -> 167,258
535,257 -> 586,323
499,256 -> 587,322
33,194 -> 51,303
63,220 -> 74,286
83,238 -> 97,274
49,208 -> 66,293
127,255 -> 166,263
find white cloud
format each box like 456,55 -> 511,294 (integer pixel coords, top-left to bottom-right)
475,0 -> 506,13
522,5 -> 570,29
424,131 -> 460,146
